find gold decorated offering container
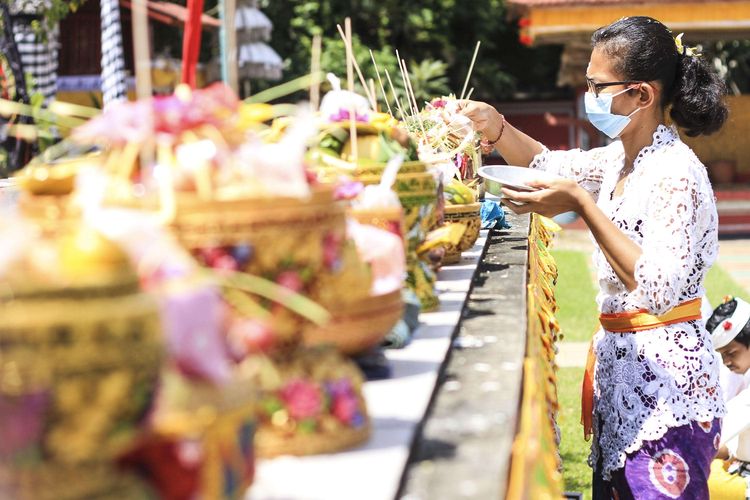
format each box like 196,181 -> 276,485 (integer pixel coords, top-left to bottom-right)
440,202 -> 482,264
67,85 -> 374,458
312,117 -> 441,311
348,204 -> 405,241
0,191 -> 163,499
357,169 -> 440,311
253,348 -> 370,457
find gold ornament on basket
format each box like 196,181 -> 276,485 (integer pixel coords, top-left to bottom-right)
442,202 -> 482,263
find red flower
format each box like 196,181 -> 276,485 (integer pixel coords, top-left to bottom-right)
518,17 -> 532,28
279,380 -> 323,420
724,321 -> 733,331
519,34 -> 534,46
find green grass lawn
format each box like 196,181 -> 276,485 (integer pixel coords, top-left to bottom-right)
704,261 -> 750,308
558,366 -> 591,499
551,250 -> 599,342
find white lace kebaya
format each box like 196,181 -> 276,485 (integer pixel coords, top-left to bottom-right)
530,124 -> 725,479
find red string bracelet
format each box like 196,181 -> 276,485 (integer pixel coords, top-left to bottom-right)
479,114 -> 505,154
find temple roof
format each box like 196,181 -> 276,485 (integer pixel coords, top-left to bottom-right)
509,0 -> 750,45
509,0 -> 745,5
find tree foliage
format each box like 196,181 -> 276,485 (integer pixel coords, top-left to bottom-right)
702,40 -> 750,95
254,0 -> 563,102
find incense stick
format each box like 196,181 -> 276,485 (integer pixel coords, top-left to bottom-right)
132,0 -> 152,100
336,24 -> 377,109
310,34 -> 322,111
395,50 -> 414,117
384,68 -> 407,123
369,49 -> 393,116
460,41 -> 481,101
344,18 -> 358,162
398,57 -> 426,137
131,0 -> 153,171
369,79 -> 377,112
400,58 -> 420,116
465,87 -> 475,100
224,0 -> 239,94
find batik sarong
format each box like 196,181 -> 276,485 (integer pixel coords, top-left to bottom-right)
593,419 -> 720,499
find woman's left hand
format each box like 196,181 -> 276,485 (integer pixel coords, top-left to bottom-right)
500,178 -> 586,218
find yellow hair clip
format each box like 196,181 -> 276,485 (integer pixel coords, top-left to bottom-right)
674,33 -> 700,57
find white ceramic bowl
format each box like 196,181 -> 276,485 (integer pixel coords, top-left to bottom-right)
478,165 -> 563,197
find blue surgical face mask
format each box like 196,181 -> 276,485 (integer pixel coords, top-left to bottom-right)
585,87 -> 641,139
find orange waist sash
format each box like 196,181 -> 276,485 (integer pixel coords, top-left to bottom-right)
581,298 -> 702,440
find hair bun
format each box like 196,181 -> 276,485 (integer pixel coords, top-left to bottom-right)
669,53 -> 728,137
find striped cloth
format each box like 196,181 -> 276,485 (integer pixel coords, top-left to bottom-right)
12,23 -> 58,105
1,2 -> 37,171
99,0 -> 128,106
0,3 -> 29,103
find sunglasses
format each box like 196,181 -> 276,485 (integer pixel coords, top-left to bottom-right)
585,77 -> 643,97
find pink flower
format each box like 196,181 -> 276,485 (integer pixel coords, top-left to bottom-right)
276,270 -> 304,293
73,83 -> 240,145
329,109 -> 369,123
331,393 -> 358,424
326,379 -> 359,425
212,254 -> 239,273
153,83 -> 239,135
279,380 -> 323,420
323,232 -> 343,270
72,100 -> 153,145
334,181 -> 364,201
0,392 -> 49,459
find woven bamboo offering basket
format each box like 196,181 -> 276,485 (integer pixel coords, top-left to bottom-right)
441,202 -> 482,264
166,184 -> 374,455
254,348 -> 371,458
0,197 -> 163,499
168,184 -> 372,346
303,288 -> 404,355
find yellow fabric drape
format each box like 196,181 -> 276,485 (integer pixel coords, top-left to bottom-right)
506,215 -> 564,500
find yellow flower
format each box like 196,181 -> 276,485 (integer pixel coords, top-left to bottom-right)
239,103 -> 275,127
674,33 -> 700,57
369,112 -> 398,132
674,33 -> 685,54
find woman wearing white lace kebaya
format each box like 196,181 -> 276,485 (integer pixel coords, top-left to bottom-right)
462,16 -> 728,499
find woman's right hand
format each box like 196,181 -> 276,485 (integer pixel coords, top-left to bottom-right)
459,100 -> 504,139
458,100 -> 544,167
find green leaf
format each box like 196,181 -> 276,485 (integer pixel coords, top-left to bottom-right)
262,397 -> 284,415
297,419 -> 318,433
